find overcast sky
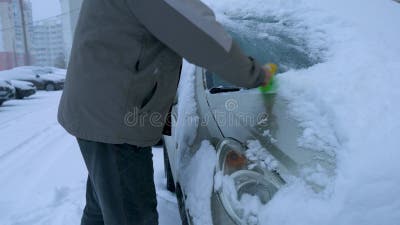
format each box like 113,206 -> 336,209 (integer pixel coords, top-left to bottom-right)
31,0 -> 61,21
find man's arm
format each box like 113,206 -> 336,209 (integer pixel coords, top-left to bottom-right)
126,0 -> 266,88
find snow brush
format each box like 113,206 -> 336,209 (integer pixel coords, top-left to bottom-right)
259,63 -> 278,93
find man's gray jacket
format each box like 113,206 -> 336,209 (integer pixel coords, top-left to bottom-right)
58,0 -> 265,147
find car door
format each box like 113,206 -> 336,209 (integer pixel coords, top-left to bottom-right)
163,93 -> 179,181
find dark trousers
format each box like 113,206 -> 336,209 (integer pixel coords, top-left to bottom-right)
77,138 -> 158,225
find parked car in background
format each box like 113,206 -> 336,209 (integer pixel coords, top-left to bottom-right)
0,80 -> 15,106
9,80 -> 36,99
0,67 -> 64,91
21,66 -> 67,78
25,66 -> 67,78
45,67 -> 67,78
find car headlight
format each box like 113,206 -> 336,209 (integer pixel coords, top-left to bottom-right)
215,138 -> 284,224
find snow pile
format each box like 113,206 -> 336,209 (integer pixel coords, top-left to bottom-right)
214,171 -> 267,225
239,194 -> 264,225
299,162 -> 332,189
261,130 -> 277,144
203,0 -> 400,224
181,140 -> 217,225
246,140 -> 278,171
174,61 -> 198,158
175,62 -> 217,225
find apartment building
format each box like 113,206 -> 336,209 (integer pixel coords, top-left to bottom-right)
59,0 -> 82,66
0,0 -> 34,70
0,0 -> 15,70
32,19 -> 65,67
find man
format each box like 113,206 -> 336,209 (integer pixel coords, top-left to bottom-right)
58,0 -> 273,224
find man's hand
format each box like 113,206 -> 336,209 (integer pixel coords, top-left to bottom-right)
262,67 -> 273,86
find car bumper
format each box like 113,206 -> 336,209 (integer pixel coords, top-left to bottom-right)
18,88 -> 36,98
54,83 -> 64,90
0,91 -> 8,99
0,89 -> 15,101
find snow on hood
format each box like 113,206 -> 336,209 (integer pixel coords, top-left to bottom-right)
10,80 -> 35,89
9,80 -> 33,85
201,0 -> 400,224
39,73 -> 65,82
0,67 -> 64,83
0,79 -> 11,87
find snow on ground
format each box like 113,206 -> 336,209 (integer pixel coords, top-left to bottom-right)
203,0 -> 400,225
0,91 -> 180,225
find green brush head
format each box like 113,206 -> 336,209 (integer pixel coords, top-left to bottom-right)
258,77 -> 277,93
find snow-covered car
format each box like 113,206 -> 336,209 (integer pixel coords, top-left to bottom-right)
45,67 -> 67,78
14,66 -> 66,76
162,13 -> 337,224
9,80 -> 36,99
24,66 -> 67,78
0,67 -> 64,91
163,65 -> 335,225
0,80 -> 16,106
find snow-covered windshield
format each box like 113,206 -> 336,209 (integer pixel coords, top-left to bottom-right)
206,15 -> 322,89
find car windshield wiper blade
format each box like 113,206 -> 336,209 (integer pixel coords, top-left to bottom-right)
209,87 -> 240,94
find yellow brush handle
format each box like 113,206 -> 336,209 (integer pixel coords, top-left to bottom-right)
265,63 -> 278,76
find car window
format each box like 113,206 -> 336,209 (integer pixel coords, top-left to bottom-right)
205,70 -> 237,89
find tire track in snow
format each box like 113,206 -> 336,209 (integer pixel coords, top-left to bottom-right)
0,122 -> 59,160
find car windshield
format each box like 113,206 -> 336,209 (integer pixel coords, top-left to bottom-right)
205,15 -> 321,90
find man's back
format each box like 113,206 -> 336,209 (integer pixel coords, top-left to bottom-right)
58,0 -> 182,147
58,0 -> 265,147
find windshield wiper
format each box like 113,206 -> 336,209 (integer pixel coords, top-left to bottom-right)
209,87 -> 241,94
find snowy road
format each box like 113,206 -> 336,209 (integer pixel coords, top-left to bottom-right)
0,91 -> 181,225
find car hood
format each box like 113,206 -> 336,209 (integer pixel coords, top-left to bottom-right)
39,74 -> 65,82
206,89 -> 336,185
0,68 -> 39,81
0,79 -> 14,90
10,80 -> 35,89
